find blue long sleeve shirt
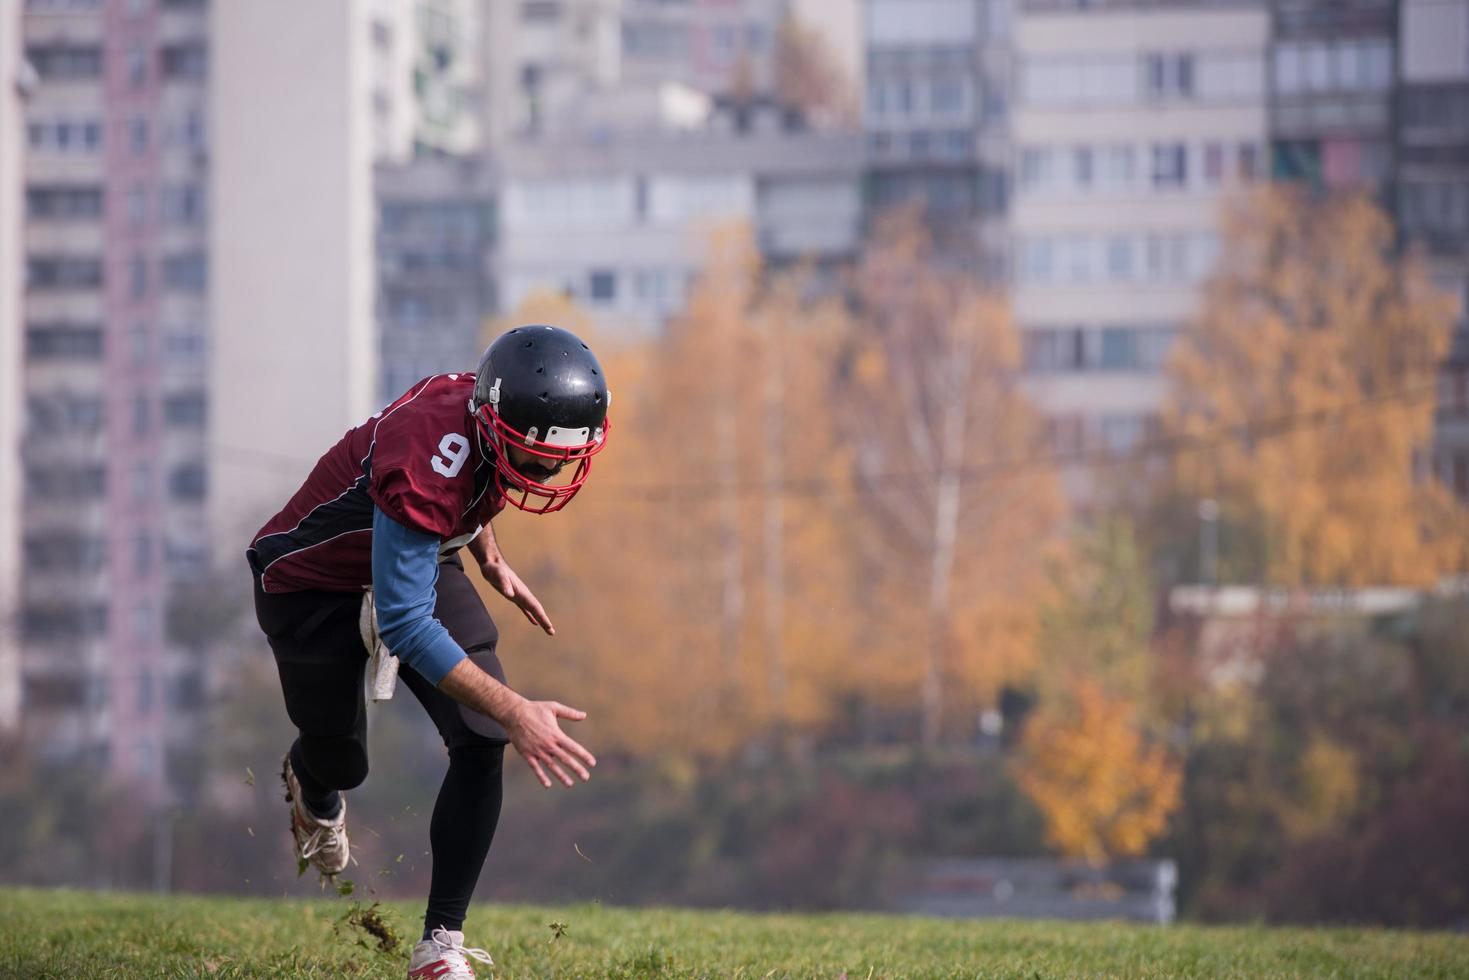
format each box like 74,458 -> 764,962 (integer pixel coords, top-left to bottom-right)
371,505 -> 466,685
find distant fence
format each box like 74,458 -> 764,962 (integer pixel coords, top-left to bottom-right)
894,858 -> 1177,924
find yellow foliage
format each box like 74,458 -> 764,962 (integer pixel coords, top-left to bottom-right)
1165,187 -> 1466,585
480,214 -> 1061,760
1279,735 -> 1360,842
1013,680 -> 1182,863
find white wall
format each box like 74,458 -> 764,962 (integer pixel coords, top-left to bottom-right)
0,1 -> 23,732
1402,0 -> 1469,81
209,0 -> 377,550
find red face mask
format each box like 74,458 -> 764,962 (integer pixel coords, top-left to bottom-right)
471,402 -> 610,514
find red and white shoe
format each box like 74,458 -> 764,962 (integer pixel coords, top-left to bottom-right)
407,927 -> 494,979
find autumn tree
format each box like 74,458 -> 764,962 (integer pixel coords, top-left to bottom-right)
1035,518 -> 1159,718
1013,679 -> 1182,864
1165,187 -> 1466,586
848,208 -> 1063,745
483,232 -> 867,760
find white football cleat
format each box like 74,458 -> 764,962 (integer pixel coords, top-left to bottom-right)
280,752 -> 350,877
407,927 -> 494,979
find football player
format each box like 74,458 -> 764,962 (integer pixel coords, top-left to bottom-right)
247,325 -> 609,979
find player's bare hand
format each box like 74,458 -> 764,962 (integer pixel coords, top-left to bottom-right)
506,699 -> 595,788
480,557 -> 555,635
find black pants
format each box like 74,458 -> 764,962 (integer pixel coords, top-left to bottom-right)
253,555 -> 508,937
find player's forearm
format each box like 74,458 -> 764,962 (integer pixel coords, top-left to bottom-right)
437,657 -> 525,726
467,522 -> 503,567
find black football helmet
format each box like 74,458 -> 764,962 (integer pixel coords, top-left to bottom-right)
470,325 -> 611,513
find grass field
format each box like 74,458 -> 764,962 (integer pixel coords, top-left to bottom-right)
2,887 -> 1467,979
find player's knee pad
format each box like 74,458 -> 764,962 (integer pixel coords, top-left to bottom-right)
302,734 -> 369,790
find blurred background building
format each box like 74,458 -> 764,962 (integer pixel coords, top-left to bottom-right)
375,155 -> 496,403
1398,0 -> 1469,494
0,0 -> 26,735
1012,0 -> 1268,498
6,0 -> 1469,812
17,0 -> 212,799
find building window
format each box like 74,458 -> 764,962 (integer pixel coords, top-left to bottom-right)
132,602 -> 154,645
178,108 -> 205,150
129,254 -> 148,299
169,463 -> 207,500
163,252 -> 207,292
127,184 -> 148,228
1098,145 -> 1135,189
1105,236 -> 1134,281
161,42 -> 207,81
161,183 -> 204,225
930,76 -> 967,116
1275,39 -> 1393,94
136,670 -> 154,715
1202,142 -> 1226,185
24,44 -> 103,80
132,461 -> 152,503
521,1 -> 560,22
1151,142 -> 1188,188
25,324 -> 103,361
1072,146 -> 1094,189
1144,52 -> 1194,100
588,269 -> 617,303
132,393 -> 151,437
128,43 -> 148,87
164,391 -> 207,428
128,115 -> 150,155
21,603 -> 108,642
1400,180 -> 1469,237
26,256 -> 104,290
134,533 -> 154,575
1237,142 -> 1261,181
25,465 -> 106,499
25,185 -> 103,219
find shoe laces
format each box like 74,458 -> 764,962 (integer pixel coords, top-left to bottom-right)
296,810 -> 347,860
298,824 -> 345,860
427,927 -> 493,977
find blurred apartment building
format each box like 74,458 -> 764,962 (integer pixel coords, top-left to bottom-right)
1010,0 -> 1270,499
380,0 -> 860,375
376,157 -> 497,404
1,5 -> 26,735
210,0 -> 482,547
496,101 -> 864,328
17,0 -> 213,798
862,0 -> 1012,280
479,0 -> 797,145
8,0 -> 481,804
1396,0 -> 1469,495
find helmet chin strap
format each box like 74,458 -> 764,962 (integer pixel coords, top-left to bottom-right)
469,397 -> 501,464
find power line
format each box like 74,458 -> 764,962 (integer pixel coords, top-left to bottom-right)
205,379 -> 1444,506
581,379 -> 1444,504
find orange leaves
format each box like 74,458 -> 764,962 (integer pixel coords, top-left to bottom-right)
1165,187 -> 1463,586
1012,680 -> 1182,864
482,214 -> 1063,760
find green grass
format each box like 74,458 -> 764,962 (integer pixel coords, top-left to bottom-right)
1,887 -> 1467,979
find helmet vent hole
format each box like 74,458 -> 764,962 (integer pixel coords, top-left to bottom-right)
535,366 -> 545,374
538,392 -> 550,402
581,343 -> 589,350
590,368 -> 598,376
523,341 -> 534,348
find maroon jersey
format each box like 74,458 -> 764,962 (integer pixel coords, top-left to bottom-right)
248,374 -> 505,593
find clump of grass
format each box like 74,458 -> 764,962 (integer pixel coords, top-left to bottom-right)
337,901 -> 402,956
